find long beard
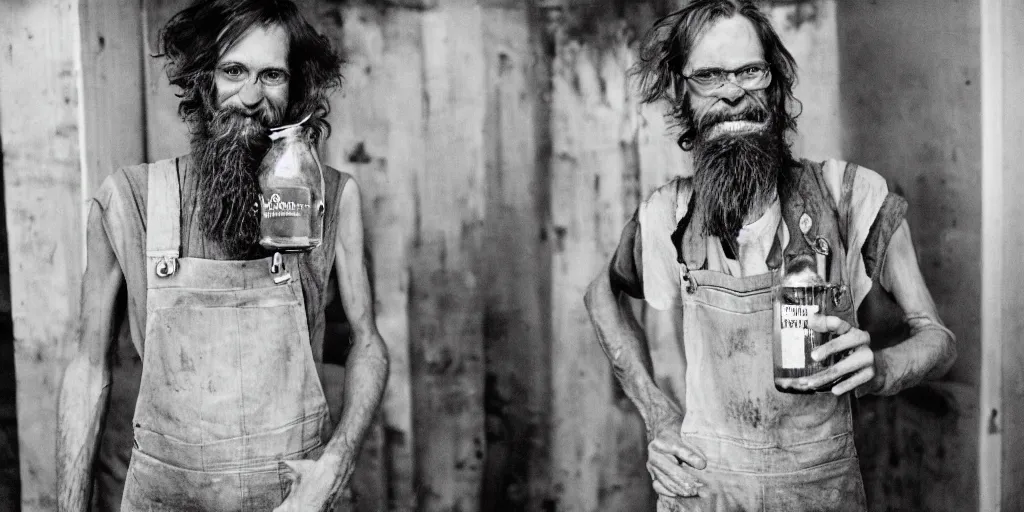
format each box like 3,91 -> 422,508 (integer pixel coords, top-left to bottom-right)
191,105 -> 281,259
690,104 -> 789,240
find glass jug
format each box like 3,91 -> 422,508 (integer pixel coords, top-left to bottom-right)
772,255 -> 843,394
257,114 -> 326,253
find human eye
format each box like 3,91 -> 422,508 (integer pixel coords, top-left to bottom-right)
738,64 -> 767,79
260,69 -> 290,86
690,68 -> 722,85
219,64 -> 248,81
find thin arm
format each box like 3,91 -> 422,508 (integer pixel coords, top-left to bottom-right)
57,203 -> 122,511
861,220 -> 957,396
320,179 -> 390,494
584,263 -> 682,433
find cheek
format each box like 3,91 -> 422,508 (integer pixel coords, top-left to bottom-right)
749,89 -> 770,108
267,86 -> 289,111
213,80 -> 235,109
688,95 -> 717,118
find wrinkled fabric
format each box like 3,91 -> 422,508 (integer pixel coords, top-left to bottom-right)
618,158 -> 905,309
646,160 -> 871,511
120,160 -> 330,511
656,456 -> 865,512
664,268 -> 866,511
90,157 -> 349,511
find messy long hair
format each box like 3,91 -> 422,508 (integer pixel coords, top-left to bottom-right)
158,0 -> 344,144
631,0 -> 800,150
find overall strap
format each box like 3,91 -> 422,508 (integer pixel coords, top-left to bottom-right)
146,158 -> 181,283
778,160 -> 855,320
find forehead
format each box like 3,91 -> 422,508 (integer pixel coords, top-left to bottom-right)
218,24 -> 289,68
686,15 -> 764,70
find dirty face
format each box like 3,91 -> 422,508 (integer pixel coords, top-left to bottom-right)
214,23 -> 291,122
682,15 -> 772,141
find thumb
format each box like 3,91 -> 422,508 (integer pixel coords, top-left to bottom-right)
279,460 -> 315,483
664,441 -> 707,470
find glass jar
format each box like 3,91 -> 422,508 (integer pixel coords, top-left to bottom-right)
257,115 -> 326,253
772,256 -> 842,394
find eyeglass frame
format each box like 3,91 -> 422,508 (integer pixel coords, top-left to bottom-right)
680,61 -> 772,96
215,62 -> 292,89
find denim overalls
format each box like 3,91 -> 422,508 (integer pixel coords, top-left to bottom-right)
120,160 -> 331,511
649,161 -> 869,511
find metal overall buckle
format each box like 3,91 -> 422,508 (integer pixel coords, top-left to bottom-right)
154,256 -> 177,278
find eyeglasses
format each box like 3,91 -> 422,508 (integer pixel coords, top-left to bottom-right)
681,62 -> 771,95
215,63 -> 291,88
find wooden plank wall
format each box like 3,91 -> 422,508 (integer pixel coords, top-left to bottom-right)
1,0 -> 145,510
0,3 -> 84,509
310,3 -> 419,510
143,0 -> 192,161
990,0 -> 1024,508
479,3 -> 551,511
549,30 -> 650,512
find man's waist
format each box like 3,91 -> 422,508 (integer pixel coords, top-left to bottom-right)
132,410 -> 328,472
678,429 -> 857,475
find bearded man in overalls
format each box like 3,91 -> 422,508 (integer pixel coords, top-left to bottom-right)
584,1 -> 957,510
56,1 -> 390,510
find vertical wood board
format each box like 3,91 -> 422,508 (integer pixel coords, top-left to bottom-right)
313,2 -> 418,509
998,0 -> 1024,508
480,5 -> 552,511
409,1 -> 488,510
143,0 -> 192,161
549,37 -> 652,512
0,1 -> 84,510
80,0 -> 147,194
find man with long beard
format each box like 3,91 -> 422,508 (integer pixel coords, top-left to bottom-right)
56,1 -> 389,511
584,1 -> 956,510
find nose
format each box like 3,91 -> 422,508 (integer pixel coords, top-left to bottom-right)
715,82 -> 747,104
237,79 -> 265,108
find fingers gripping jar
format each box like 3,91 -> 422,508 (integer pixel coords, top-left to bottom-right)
772,255 -> 843,394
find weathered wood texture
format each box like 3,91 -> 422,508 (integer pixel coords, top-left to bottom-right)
0,2 -> 84,510
767,0 -> 842,161
548,32 -> 654,512
838,1 -> 981,510
979,1 -> 1002,509
410,2 -> 488,509
80,0 -> 147,195
0,0 -> 146,508
312,2 -> 419,509
997,0 -> 1024,508
143,0 -> 192,160
480,5 -> 553,512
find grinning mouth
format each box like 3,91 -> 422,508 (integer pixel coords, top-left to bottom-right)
706,120 -> 767,139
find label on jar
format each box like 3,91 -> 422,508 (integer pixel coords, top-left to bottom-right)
260,187 -> 312,239
780,304 -> 818,369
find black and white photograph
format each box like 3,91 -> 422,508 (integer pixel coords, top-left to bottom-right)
0,0 -> 1018,510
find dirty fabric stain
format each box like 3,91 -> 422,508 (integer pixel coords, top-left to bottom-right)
727,396 -> 764,429
722,327 -> 754,358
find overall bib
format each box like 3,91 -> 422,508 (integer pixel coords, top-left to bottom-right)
658,162 -> 868,512
120,161 -> 331,511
